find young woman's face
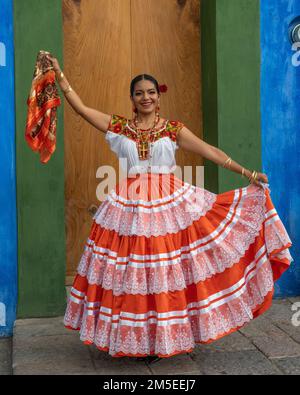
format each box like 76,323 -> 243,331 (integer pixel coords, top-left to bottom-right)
131,80 -> 160,115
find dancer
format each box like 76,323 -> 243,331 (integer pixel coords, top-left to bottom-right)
46,54 -> 293,364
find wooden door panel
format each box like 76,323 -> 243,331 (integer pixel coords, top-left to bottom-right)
63,0 -> 202,283
63,0 -> 131,282
132,0 -> 202,176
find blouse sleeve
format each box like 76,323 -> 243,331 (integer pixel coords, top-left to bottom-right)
106,114 -> 127,134
167,120 -> 185,150
105,114 -> 128,156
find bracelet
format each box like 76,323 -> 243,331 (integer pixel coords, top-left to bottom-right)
222,156 -> 232,168
63,85 -> 73,95
57,71 -> 64,82
241,167 -> 245,178
248,170 -> 258,183
248,170 -> 254,183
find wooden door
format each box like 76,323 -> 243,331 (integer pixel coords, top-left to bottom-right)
63,0 -> 202,283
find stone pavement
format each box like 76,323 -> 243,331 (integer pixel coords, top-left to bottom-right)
1,297 -> 300,375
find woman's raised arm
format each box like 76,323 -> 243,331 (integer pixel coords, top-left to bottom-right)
76,106 -> 111,133
46,53 -> 111,133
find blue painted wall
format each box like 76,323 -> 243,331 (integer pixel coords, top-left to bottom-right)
0,0 -> 18,335
261,0 -> 300,296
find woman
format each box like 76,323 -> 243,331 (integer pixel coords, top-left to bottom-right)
46,54 -> 293,364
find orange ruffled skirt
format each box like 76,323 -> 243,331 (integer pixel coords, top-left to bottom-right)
64,172 -> 293,358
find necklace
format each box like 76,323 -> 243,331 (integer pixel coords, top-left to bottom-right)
132,113 -> 160,160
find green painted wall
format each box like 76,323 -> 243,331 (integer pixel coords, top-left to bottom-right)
202,0 -> 261,193
14,0 -> 66,317
201,0 -> 219,193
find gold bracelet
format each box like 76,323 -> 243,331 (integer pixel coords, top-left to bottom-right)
222,157 -> 232,168
241,167 -> 245,178
248,170 -> 258,183
248,170 -> 255,183
63,85 -> 73,95
57,71 -> 64,81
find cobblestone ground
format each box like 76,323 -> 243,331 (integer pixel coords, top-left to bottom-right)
1,297 -> 300,375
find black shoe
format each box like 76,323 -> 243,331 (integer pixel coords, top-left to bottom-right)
146,355 -> 162,364
135,357 -> 148,362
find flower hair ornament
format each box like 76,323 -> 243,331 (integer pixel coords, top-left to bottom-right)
159,84 -> 168,93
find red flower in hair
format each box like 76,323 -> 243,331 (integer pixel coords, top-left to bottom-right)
159,84 -> 168,93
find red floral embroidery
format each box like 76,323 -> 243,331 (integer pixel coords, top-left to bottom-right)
108,114 -> 127,134
166,120 -> 184,142
108,114 -> 184,144
114,124 -> 122,133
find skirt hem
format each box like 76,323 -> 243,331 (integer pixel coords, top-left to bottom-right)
63,287 -> 274,359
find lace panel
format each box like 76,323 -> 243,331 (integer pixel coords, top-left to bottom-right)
93,185 -> 217,237
64,259 -> 274,356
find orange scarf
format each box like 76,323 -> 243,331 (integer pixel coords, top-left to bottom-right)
25,50 -> 61,163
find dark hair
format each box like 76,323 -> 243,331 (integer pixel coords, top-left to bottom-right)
130,74 -> 160,97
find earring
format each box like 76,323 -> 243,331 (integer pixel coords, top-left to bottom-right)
156,103 -> 160,118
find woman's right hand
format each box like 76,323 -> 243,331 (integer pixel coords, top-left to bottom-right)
45,53 -> 61,73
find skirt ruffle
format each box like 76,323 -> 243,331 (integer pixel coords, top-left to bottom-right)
64,173 -> 293,358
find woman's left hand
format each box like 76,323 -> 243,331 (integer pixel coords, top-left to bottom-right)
249,172 -> 269,188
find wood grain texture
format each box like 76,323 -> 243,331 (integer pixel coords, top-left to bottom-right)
63,0 -> 202,281
131,0 -> 203,180
63,0 -> 131,279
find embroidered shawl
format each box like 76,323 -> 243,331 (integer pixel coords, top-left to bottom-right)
25,50 -> 61,163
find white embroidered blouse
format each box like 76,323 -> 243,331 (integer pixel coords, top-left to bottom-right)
105,114 -> 184,175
